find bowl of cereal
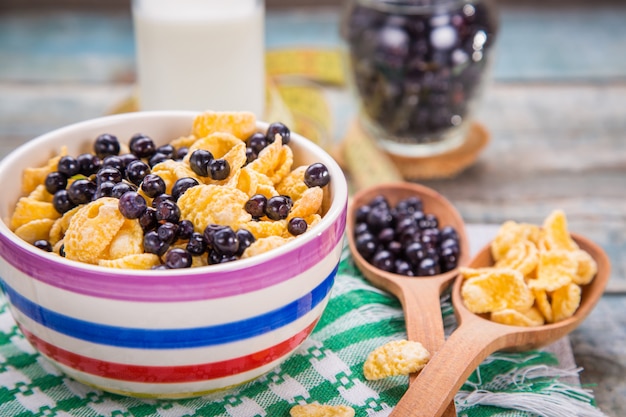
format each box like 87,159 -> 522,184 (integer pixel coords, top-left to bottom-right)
0,110 -> 348,398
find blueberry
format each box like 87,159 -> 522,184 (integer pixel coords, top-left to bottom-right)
111,182 -> 135,199
245,194 -> 267,218
77,153 -> 101,176
95,180 -> 115,198
102,155 -> 125,174
189,149 -> 214,177
165,248 -> 192,269
148,152 -> 170,168
45,171 -> 67,194
94,133 -> 120,159
139,207 -> 158,231
126,160 -> 151,186
143,231 -> 168,256
96,167 -> 122,184
186,232 -> 207,255
119,152 -> 139,168
266,122 -> 290,145
33,239 -> 53,252
52,190 -> 76,214
171,177 -> 199,201
118,191 -> 147,219
208,249 -> 237,265
245,147 -> 258,164
355,232 -> 377,260
129,133 -> 156,158
405,241 -> 426,265
175,147 -> 189,160
265,195 -> 291,221
57,156 -> 80,177
355,205 -> 372,223
155,199 -> 181,223
177,219 -> 194,240
366,206 -> 393,232
156,144 -> 175,159
417,257 -> 440,276
212,226 -> 239,256
157,222 -> 179,244
377,227 -> 395,245
247,132 -> 268,153
288,217 -> 308,236
141,173 -> 166,198
203,224 -> 227,249
371,250 -> 395,272
304,163 -> 330,188
67,179 -> 96,205
152,193 -> 174,208
395,259 -> 414,276
235,229 -> 255,256
209,159 -> 231,181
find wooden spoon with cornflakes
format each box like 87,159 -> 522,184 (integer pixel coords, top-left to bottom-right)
347,182 -> 471,417
390,233 -> 610,417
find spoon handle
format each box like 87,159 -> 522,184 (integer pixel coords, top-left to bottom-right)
394,279 -> 456,417
392,316 -> 507,417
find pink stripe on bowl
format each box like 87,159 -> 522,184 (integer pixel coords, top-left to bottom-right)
0,210 -> 345,302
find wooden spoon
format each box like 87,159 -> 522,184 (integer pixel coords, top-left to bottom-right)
347,182 -> 471,417
390,233 -> 610,417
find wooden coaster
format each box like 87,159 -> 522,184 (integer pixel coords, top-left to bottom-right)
340,119 -> 490,189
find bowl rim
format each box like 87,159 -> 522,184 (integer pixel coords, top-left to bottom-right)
0,110 -> 348,277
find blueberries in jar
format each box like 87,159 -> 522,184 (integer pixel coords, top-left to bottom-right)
344,0 -> 497,143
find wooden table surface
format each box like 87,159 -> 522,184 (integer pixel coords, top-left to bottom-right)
1,2 -> 625,415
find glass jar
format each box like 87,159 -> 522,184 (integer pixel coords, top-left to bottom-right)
342,0 -> 498,157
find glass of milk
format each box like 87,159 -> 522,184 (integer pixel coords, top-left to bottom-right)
132,0 -> 265,118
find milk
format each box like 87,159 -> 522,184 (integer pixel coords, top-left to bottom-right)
132,0 -> 265,117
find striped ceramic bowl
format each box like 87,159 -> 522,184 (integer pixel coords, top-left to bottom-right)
0,111 -> 347,398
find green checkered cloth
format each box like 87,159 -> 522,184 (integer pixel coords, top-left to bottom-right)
0,246 -> 605,417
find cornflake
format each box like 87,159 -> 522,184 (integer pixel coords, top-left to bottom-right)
363,340 -> 430,380
290,404 -> 355,417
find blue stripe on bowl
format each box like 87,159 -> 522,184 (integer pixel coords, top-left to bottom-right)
0,264 -> 337,349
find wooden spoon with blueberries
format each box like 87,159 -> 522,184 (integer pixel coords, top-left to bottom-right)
347,182 -> 471,417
